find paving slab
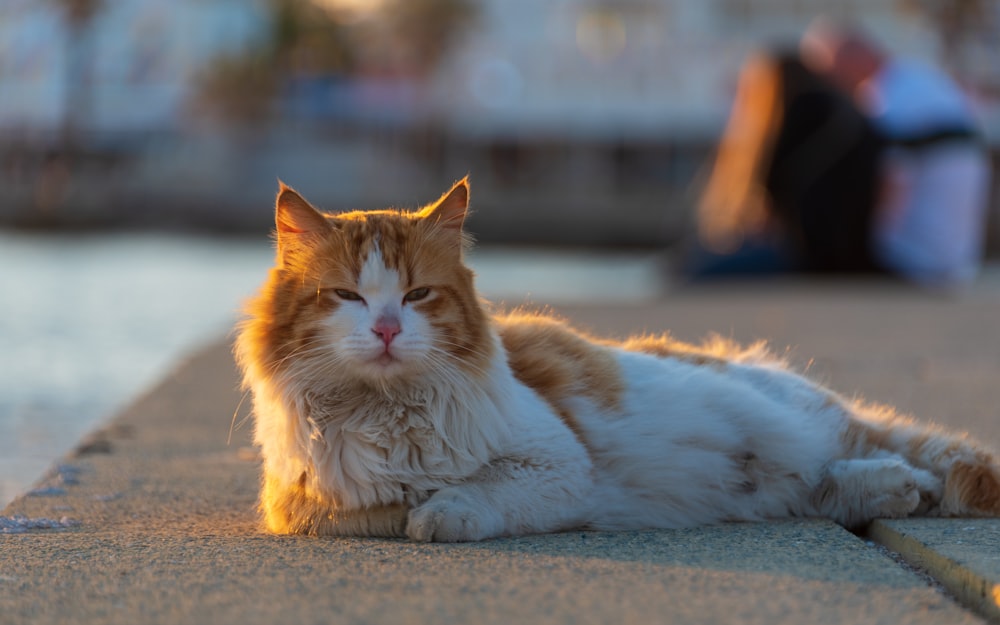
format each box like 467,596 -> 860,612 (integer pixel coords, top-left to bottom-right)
3,282 -> 1000,624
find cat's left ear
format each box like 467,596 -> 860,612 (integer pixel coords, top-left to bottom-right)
275,182 -> 332,262
422,177 -> 469,231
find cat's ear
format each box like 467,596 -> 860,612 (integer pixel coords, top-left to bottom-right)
275,182 -> 331,261
421,177 -> 469,231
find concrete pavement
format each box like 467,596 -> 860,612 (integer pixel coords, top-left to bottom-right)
3,279 -> 1000,624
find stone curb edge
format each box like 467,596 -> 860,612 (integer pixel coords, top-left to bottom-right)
868,520 -> 1000,623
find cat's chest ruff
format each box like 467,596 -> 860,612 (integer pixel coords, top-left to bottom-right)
303,387 -> 439,449
287,351 -> 515,509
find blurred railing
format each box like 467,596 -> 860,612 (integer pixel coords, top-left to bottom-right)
0,120 -> 713,247
3,121 -> 999,255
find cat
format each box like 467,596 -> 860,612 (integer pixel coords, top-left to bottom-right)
235,177 -> 1000,542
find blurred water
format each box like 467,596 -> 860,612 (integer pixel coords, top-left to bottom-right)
0,233 -> 666,507
0,232 -> 275,508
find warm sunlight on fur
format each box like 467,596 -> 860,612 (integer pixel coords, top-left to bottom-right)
235,178 -> 1000,541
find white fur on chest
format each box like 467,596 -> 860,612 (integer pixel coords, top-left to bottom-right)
253,338 -> 520,511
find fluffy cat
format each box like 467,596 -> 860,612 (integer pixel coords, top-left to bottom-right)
235,178 -> 1000,541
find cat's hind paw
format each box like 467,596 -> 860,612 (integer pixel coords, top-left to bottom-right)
407,490 -> 503,542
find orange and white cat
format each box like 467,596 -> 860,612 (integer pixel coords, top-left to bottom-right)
236,178 -> 1000,541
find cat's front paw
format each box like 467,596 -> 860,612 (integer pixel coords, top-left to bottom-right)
407,490 -> 503,542
871,462 -> 922,518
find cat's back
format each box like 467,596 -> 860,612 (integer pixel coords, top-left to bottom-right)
494,312 -> 733,420
494,310 -> 823,428
495,311 -> 757,400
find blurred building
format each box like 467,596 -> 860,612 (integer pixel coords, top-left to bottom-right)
0,0 -> 268,228
0,0 -> 997,247
0,0 -> 267,136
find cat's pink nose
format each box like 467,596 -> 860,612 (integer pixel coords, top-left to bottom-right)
372,316 -> 401,347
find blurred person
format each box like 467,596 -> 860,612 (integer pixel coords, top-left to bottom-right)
692,47 -> 885,277
688,22 -> 991,287
801,20 -> 991,286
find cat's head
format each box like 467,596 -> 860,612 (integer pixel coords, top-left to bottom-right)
249,178 -> 493,386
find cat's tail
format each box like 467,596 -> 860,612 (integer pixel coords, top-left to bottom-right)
841,401 -> 1000,517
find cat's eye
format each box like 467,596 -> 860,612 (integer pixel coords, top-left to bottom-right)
404,287 -> 430,303
333,289 -> 364,302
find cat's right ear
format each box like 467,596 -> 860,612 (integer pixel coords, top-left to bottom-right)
421,176 -> 469,231
275,182 -> 331,262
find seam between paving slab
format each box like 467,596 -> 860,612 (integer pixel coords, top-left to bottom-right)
868,520 -> 1000,624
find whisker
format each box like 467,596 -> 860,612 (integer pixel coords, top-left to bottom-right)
228,388 -> 254,446
428,344 -> 493,376
431,337 -> 492,358
423,349 -> 489,385
261,337 -> 335,375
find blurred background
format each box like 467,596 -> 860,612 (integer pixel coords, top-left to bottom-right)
2,0 -> 999,506
2,0 -> 998,243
